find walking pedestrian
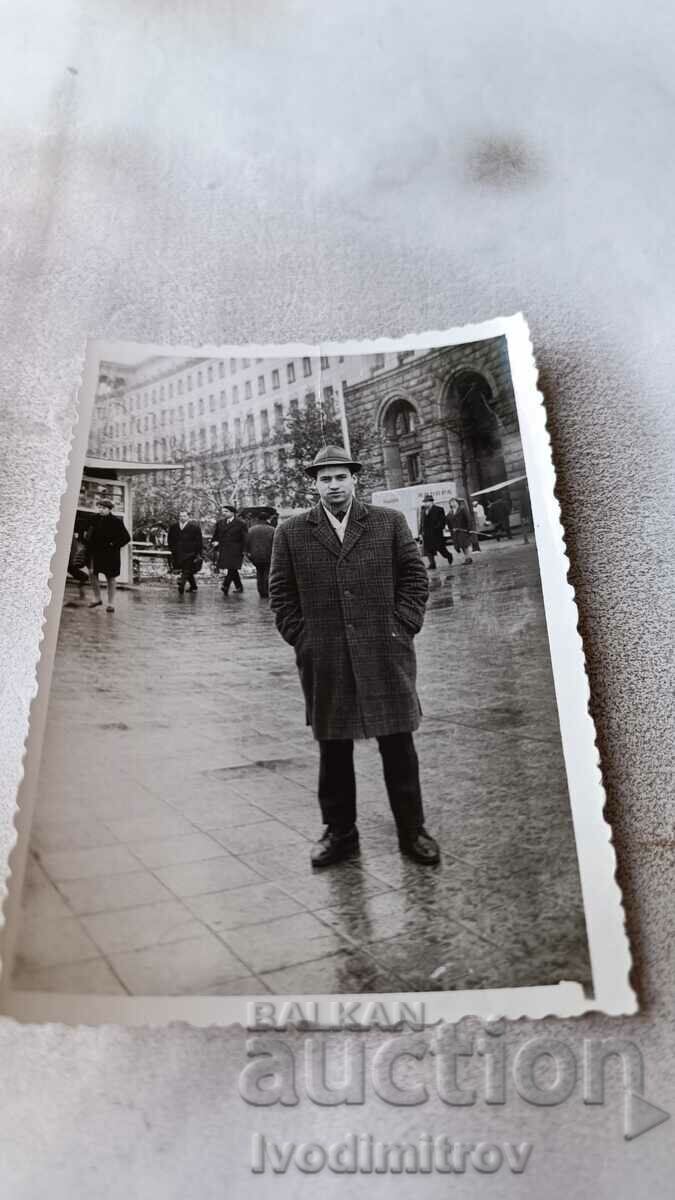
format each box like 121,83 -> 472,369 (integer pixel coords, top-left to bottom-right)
167,510 -> 203,594
211,506 -> 247,595
86,495 -> 131,612
487,494 -> 512,541
419,493 -> 453,569
446,497 -> 474,565
245,515 -> 275,599
269,444 -> 440,870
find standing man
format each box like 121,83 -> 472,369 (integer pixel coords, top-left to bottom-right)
86,494 -> 131,613
167,510 -> 203,594
245,513 -> 275,599
211,505 -> 247,595
487,493 -> 512,541
419,493 -> 453,569
269,445 -> 440,869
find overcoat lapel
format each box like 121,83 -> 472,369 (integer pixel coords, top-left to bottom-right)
307,503 -> 341,559
339,500 -> 368,560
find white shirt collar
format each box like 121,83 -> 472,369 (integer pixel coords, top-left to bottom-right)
321,498 -> 353,544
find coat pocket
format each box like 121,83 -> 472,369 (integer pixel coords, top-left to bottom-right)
391,613 -> 414,643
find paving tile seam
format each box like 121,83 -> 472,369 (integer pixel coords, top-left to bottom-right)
213,933 -> 356,978
258,952 -> 411,995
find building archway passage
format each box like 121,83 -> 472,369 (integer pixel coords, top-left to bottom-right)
449,370 -> 508,495
380,397 -> 423,488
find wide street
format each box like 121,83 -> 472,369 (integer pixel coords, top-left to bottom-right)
13,539 -> 592,997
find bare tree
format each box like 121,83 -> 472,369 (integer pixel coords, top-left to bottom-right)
268,398 -> 381,507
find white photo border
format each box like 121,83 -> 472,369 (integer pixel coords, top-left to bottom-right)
0,314 -> 637,1026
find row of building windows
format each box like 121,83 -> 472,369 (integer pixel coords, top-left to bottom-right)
116,354 -> 347,410
109,430 -> 294,471
101,387 -> 337,445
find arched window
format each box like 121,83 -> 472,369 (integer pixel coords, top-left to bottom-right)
380,397 -> 422,488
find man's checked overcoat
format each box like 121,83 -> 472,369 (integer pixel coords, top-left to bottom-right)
269,500 -> 429,741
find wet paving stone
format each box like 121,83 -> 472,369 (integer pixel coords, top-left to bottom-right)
11,541 -> 592,995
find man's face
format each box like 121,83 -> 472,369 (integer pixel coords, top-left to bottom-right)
179,511 -> 189,523
315,467 -> 355,510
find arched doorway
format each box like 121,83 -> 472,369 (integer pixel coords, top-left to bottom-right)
380,397 -> 423,488
448,370 -> 508,495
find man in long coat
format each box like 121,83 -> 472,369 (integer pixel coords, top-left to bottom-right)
269,445 -> 440,868
211,506 -> 247,594
167,510 -> 203,593
419,493 -> 453,569
85,494 -> 131,612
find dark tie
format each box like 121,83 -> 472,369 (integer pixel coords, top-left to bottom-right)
334,510 -> 346,522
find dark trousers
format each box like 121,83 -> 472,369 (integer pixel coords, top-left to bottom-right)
494,521 -> 512,541
254,561 -> 270,598
427,544 -> 453,567
179,567 -> 197,591
318,733 -> 425,839
222,568 -> 243,592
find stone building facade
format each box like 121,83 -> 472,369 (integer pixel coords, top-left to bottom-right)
342,336 -> 526,505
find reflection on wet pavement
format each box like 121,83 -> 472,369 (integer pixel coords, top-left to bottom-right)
13,541 -> 592,996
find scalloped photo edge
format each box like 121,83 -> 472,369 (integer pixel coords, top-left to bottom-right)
0,315 -> 637,1026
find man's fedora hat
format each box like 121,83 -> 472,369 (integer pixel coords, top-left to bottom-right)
423,493 -> 434,502
305,444 -> 362,477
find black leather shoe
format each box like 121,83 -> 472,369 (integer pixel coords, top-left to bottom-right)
399,828 -> 441,865
310,827 -> 359,869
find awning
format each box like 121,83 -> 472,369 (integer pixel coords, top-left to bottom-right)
470,475 -> 527,497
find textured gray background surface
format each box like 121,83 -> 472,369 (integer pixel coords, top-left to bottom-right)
0,1 -> 673,1195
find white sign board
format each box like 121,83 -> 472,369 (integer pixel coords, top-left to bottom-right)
371,479 -> 457,537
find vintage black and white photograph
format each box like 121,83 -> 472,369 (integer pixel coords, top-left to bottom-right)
1,319 -> 633,1019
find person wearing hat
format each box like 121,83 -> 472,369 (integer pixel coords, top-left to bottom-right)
211,505 -> 248,595
269,444 -> 440,869
419,493 -> 453,570
86,494 -> 131,613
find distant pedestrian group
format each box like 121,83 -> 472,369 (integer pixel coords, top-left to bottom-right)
417,491 -> 519,570
419,493 -> 474,567
163,505 -> 276,600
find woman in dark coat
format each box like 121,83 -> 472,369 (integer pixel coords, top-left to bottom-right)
86,495 -> 131,611
446,498 -> 473,565
211,507 -> 247,595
